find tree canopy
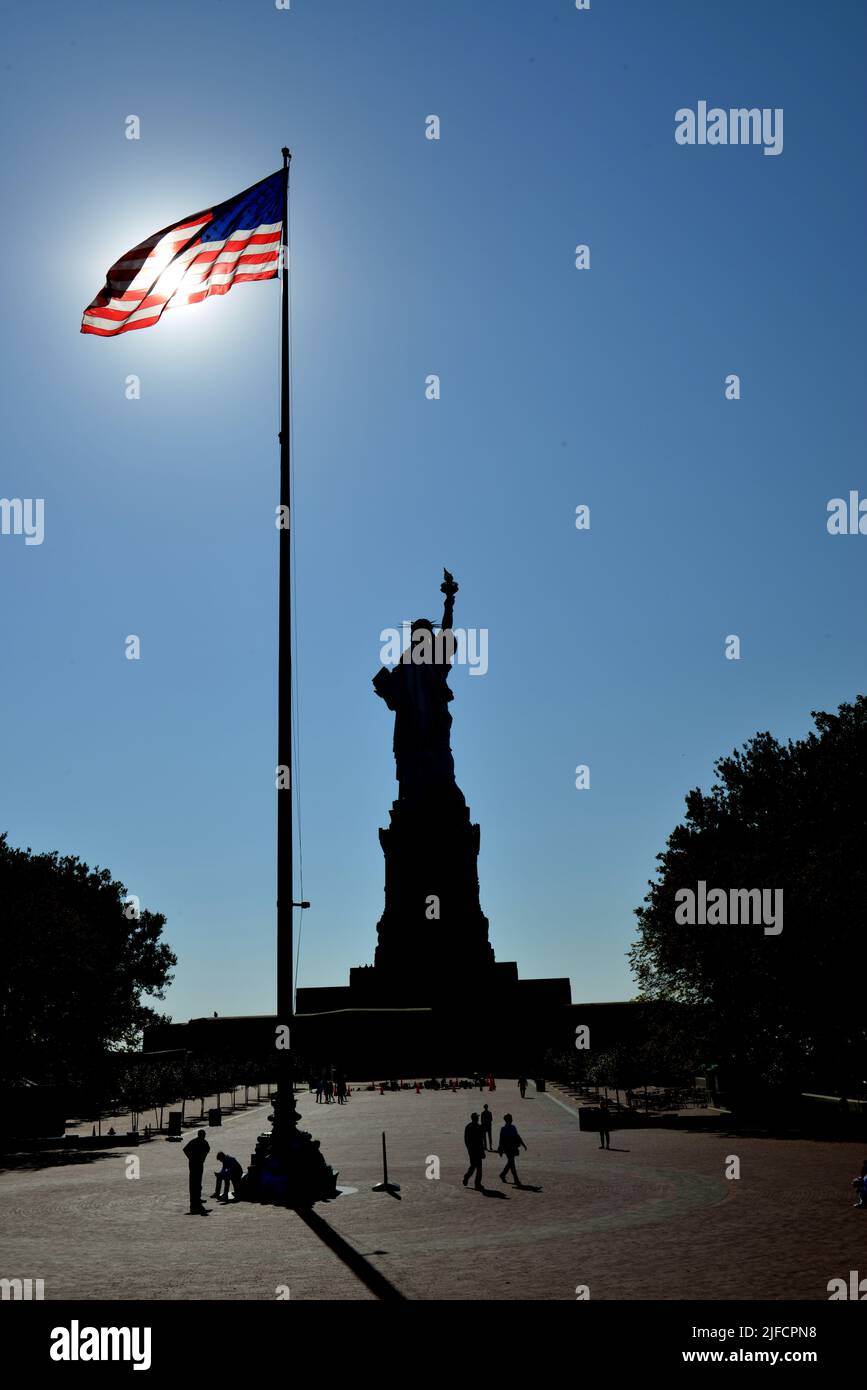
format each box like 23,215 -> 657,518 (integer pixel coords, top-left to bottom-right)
629,696 -> 867,1095
1,834 -> 176,1086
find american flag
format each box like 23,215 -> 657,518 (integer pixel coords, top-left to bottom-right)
81,169 -> 283,336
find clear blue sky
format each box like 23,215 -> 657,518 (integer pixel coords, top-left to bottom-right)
2,0 -> 864,1022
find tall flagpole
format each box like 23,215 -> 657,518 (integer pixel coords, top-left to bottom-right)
252,149 -> 333,1200
275,145 -> 296,1137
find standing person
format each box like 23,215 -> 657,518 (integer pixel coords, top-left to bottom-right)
336,1076 -> 347,1106
498,1113 -> 527,1185
213,1151 -> 243,1202
518,1076 -> 528,1099
462,1113 -> 486,1191
326,1078 -> 335,1104
480,1104 -> 494,1151
183,1129 -> 210,1214
598,1097 -> 611,1150
315,1079 -> 324,1104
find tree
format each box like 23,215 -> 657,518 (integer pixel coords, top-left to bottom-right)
115,1064 -> 156,1133
149,1061 -> 183,1131
630,1001 -> 710,1089
629,697 -> 867,1095
0,835 -> 176,1086
178,1058 -> 211,1123
584,1045 -> 638,1105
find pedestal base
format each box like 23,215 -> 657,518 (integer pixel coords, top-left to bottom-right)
242,1089 -> 339,1208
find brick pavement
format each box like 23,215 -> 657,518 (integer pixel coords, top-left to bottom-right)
1,1082 -> 863,1300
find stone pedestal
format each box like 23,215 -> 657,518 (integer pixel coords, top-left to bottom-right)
368,789 -> 495,1002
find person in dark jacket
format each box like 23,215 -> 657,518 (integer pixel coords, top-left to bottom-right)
480,1104 -> 494,1151
213,1151 -> 244,1202
498,1113 -> 527,1185
183,1130 -> 210,1213
598,1097 -> 611,1150
462,1113 -> 486,1190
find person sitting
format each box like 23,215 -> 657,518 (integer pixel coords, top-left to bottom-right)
213,1151 -> 244,1202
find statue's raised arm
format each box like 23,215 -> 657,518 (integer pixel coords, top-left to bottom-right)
440,568 -> 458,633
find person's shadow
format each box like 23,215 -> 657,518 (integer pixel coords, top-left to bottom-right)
477,1186 -> 508,1200
512,1184 -> 543,1193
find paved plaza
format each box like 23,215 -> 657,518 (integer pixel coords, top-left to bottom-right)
2,1083 -> 864,1301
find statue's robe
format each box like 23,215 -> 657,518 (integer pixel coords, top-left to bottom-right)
373,632 -> 462,803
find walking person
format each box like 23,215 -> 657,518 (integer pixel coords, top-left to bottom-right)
518,1076 -> 528,1099
480,1103 -> 494,1151
336,1076 -> 347,1105
183,1129 -> 210,1214
498,1113 -> 527,1186
598,1097 -> 611,1150
315,1078 -> 324,1104
852,1157 -> 867,1208
462,1113 -> 486,1191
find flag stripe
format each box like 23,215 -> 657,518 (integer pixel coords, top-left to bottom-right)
81,172 -> 283,336
82,263 -> 280,326
80,269 -> 279,334
85,259 -> 280,323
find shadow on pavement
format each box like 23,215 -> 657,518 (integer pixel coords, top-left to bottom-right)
0,1149 -> 121,1172
296,1205 -> 408,1302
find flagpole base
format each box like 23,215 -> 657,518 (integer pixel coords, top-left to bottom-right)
241,1085 -> 339,1208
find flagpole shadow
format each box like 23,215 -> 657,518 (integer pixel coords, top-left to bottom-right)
294,1205 -> 408,1302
